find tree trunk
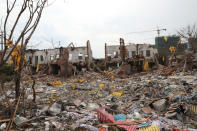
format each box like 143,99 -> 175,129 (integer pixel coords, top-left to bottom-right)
15,72 -> 21,99
1,82 -> 4,92
32,78 -> 36,103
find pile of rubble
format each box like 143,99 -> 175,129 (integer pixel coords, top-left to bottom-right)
0,70 -> 197,131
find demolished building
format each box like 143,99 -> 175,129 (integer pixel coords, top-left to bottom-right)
104,40 -> 158,75
25,41 -> 92,76
155,36 -> 197,70
106,43 -> 157,60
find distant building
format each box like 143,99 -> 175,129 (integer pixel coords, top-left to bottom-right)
106,43 -> 157,60
154,36 -> 188,65
155,36 -> 187,56
25,45 -> 92,67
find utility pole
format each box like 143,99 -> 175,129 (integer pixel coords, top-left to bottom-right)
0,31 -> 3,50
86,40 -> 91,71
58,41 -> 61,48
136,44 -> 139,55
105,43 -> 107,69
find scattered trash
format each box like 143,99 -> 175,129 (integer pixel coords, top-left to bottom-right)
44,121 -> 50,131
48,102 -> 61,115
87,103 -> 100,111
138,121 -> 152,128
142,106 -> 154,114
114,114 -> 126,121
0,123 -> 6,131
14,115 -> 28,126
139,125 -> 160,131
1,69 -> 197,130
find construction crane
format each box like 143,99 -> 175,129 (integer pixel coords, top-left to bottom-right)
127,27 -> 167,36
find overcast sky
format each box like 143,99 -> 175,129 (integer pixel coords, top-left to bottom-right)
2,0 -> 197,58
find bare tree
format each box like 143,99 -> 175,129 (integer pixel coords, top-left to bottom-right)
177,24 -> 197,72
177,24 -> 197,42
0,0 -> 47,98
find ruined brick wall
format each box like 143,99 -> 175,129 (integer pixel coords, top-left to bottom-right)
58,48 -> 73,77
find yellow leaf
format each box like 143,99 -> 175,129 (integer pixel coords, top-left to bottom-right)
24,56 -> 27,62
146,80 -> 152,84
110,85 -> 115,88
88,90 -> 99,95
72,84 -> 76,90
111,75 -> 115,79
15,45 -> 21,50
169,46 -> 176,52
79,80 -> 84,83
46,101 -> 51,104
186,78 -> 191,81
99,84 -> 104,88
11,51 -> 18,56
17,56 -> 21,65
6,40 -> 13,47
110,91 -> 124,98
53,81 -> 62,87
104,70 -> 113,75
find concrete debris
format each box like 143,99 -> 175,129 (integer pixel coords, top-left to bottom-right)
1,65 -> 197,130
152,99 -> 167,112
48,102 -> 62,116
14,115 -> 28,126
87,103 -> 100,111
0,123 -> 6,130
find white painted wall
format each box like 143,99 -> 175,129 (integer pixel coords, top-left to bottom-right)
25,47 -> 91,66
67,47 -> 88,63
107,44 -> 158,59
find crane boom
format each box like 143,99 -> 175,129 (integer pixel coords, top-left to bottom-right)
127,27 -> 167,36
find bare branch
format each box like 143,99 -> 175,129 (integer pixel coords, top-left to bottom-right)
9,0 -> 17,11
24,2 -> 41,34
9,1 -> 28,40
1,0 -> 17,64
177,24 -> 197,42
3,0 -> 47,64
24,1 -> 46,47
6,0 -> 9,13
